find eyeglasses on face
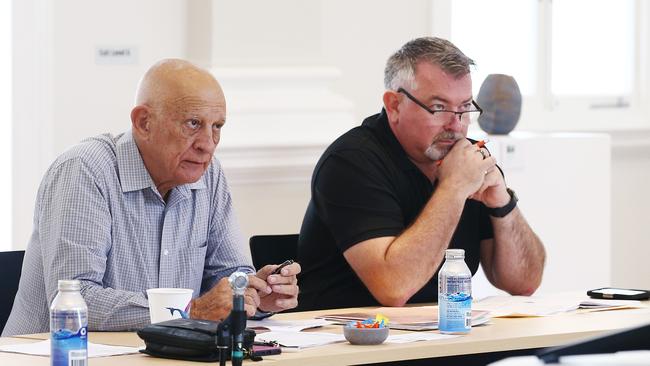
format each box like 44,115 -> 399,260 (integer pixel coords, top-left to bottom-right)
397,87 -> 483,126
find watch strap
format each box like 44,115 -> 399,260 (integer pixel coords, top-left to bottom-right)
488,188 -> 518,218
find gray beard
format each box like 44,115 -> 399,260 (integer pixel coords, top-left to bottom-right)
424,132 -> 463,161
424,144 -> 450,161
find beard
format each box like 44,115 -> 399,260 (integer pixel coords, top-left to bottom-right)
423,131 -> 464,161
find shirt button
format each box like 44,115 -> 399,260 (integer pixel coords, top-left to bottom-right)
163,249 -> 169,256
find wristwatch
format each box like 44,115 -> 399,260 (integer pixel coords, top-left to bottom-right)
488,188 -> 518,218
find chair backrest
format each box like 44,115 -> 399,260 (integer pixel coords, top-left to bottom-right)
0,250 -> 25,334
249,234 -> 299,270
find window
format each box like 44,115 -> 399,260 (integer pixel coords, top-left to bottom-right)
432,0 -> 649,131
0,0 -> 12,251
551,0 -> 634,97
450,0 -> 538,96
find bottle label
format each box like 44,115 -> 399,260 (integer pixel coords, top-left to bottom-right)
68,349 -> 87,366
51,312 -> 87,366
439,276 -> 472,333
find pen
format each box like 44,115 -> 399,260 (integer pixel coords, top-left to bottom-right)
435,139 -> 488,166
272,259 -> 294,275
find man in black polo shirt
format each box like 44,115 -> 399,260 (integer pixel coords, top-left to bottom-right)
296,37 -> 545,311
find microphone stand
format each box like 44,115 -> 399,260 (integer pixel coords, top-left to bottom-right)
216,320 -> 230,366
228,272 -> 249,366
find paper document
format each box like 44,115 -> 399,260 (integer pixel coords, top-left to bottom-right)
247,318 -> 332,332
474,296 -> 577,317
254,331 -> 345,350
317,306 -> 490,331
578,298 -> 641,311
0,339 -> 140,357
474,295 -> 643,317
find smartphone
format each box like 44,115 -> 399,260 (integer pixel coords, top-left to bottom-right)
251,344 -> 282,357
249,310 -> 275,321
587,287 -> 650,300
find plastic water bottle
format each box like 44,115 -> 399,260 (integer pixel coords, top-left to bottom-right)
50,280 -> 88,366
438,249 -> 472,334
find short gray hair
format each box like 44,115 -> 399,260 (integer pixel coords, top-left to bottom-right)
384,37 -> 475,90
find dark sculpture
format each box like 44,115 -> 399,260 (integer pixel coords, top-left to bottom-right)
477,74 -> 522,135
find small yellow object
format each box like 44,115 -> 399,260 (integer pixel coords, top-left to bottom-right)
375,314 -> 389,326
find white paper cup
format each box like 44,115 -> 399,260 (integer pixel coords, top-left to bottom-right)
146,288 -> 193,324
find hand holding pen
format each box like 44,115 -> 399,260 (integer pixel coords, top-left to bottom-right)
272,259 -> 295,275
253,260 -> 301,313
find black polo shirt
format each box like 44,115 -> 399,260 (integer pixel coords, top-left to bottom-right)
296,109 -> 494,311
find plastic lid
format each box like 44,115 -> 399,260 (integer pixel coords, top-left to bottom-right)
445,249 -> 465,259
58,279 -> 81,291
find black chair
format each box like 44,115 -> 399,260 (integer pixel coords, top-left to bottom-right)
0,250 -> 25,334
249,234 -> 298,269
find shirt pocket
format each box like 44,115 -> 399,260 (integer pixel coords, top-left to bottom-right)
176,245 -> 208,294
188,226 -> 209,249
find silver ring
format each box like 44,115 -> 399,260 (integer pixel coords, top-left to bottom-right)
477,149 -> 487,159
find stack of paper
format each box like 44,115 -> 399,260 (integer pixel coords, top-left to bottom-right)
247,317 -> 465,350
317,307 -> 490,331
254,331 -> 345,350
474,295 -> 643,317
0,340 -> 140,357
473,296 -> 577,317
578,298 -> 642,311
253,329 -> 461,350
247,318 -> 332,332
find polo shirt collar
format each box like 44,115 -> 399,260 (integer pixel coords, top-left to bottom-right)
367,109 -> 419,171
116,130 -> 207,195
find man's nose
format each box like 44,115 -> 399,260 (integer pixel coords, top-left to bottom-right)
194,126 -> 218,153
442,112 -> 464,131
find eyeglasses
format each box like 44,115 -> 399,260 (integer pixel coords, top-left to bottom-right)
397,87 -> 483,126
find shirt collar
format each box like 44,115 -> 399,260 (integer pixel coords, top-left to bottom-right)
116,130 -> 207,194
364,109 -> 419,171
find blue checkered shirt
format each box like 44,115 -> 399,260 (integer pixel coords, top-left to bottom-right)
3,130 -> 253,336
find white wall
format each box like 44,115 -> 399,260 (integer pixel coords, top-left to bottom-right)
13,0 -> 188,249
1,0 -> 12,251
206,0 -> 431,122
51,0 -> 188,151
470,132 -> 611,298
320,0 -> 432,120
10,0 -> 650,291
610,131 -> 650,289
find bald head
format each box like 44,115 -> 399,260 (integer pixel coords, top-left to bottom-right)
130,59 -> 228,198
135,58 -> 225,110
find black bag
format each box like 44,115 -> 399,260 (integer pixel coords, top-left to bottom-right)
137,318 -> 256,362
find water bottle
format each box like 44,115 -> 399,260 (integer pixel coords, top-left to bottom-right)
438,249 -> 472,334
50,280 -> 88,366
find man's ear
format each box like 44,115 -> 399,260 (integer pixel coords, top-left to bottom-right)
383,90 -> 401,125
131,105 -> 151,140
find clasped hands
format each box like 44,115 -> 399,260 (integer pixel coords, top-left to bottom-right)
437,139 -> 510,208
190,262 -> 301,321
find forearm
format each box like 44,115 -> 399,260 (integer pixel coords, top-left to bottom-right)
487,208 -> 546,295
346,185 -> 467,305
79,282 -> 150,331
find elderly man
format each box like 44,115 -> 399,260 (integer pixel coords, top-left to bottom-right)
3,59 -> 300,336
297,37 -> 545,311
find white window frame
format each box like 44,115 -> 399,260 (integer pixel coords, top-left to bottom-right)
431,0 -> 650,132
